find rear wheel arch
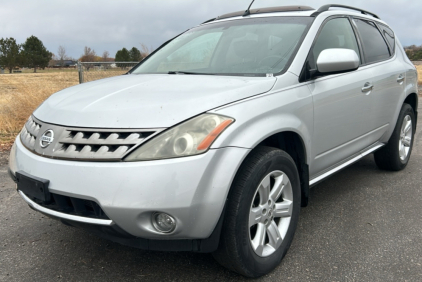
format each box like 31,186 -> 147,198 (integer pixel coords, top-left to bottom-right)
374,103 -> 415,171
404,93 -> 418,112
403,93 -> 418,127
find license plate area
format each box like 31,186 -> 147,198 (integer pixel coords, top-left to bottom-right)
16,171 -> 51,202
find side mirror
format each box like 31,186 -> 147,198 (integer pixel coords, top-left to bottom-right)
316,49 -> 360,74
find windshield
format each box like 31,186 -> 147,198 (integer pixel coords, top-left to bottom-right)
132,17 -> 313,76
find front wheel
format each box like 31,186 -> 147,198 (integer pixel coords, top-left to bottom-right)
212,147 -> 301,278
374,103 -> 416,171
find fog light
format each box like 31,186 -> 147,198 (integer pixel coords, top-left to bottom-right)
152,212 -> 176,233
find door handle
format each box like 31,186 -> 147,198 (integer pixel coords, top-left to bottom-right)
361,82 -> 373,93
397,74 -> 405,83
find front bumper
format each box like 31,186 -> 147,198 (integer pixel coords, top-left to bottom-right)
10,137 -> 250,240
18,190 -> 113,225
19,189 -> 226,252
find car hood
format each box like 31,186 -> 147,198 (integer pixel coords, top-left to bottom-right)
34,74 -> 276,128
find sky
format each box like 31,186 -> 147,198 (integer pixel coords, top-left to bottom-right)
1,0 -> 421,59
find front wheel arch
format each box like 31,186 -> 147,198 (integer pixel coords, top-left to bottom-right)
213,146 -> 301,277
258,131 -> 309,207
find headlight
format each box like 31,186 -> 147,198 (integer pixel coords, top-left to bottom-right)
124,114 -> 234,161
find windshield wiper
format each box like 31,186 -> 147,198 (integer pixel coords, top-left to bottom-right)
168,71 -> 215,75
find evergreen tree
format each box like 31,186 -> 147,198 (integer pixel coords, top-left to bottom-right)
115,50 -> 122,61
0,37 -> 22,73
115,48 -> 131,62
21,36 -> 52,72
129,47 -> 142,62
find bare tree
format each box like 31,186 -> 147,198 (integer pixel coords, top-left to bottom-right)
102,51 -> 110,69
49,53 -> 58,67
57,45 -> 67,68
140,43 -> 153,59
80,46 -> 96,62
102,51 -> 110,62
80,46 -> 96,70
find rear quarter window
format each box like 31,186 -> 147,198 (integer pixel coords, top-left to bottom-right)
379,24 -> 395,54
353,19 -> 390,64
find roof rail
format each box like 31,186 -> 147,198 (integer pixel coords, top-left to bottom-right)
311,4 -> 380,19
215,6 -> 315,21
202,18 -> 216,24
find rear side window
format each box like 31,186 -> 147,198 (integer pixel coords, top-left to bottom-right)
379,24 -> 395,53
353,19 -> 390,64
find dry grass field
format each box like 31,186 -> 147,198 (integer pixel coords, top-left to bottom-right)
417,65 -> 422,83
82,68 -> 133,83
0,73 -> 78,148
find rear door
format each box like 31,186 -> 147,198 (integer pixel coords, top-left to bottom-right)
352,19 -> 405,140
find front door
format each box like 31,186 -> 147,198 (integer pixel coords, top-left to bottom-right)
306,17 -> 374,176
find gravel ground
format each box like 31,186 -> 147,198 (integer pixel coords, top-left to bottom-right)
1,95 -> 421,282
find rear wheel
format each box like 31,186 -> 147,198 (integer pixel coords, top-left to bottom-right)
374,103 -> 415,171
213,146 -> 301,278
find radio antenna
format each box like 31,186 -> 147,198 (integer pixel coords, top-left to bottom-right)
243,0 -> 256,16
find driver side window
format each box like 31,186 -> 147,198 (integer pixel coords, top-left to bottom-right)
310,17 -> 361,69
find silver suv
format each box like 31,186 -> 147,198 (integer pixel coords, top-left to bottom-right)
8,4 -> 418,278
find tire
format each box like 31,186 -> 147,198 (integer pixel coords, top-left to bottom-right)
374,103 -> 416,171
212,146 -> 301,278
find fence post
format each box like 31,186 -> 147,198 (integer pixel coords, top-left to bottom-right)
76,62 -> 138,83
78,62 -> 84,84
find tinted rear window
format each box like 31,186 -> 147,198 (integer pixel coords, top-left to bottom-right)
379,24 -> 395,53
354,19 -> 390,64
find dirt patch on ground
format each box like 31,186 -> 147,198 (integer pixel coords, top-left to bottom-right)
0,143 -> 12,153
0,151 -> 9,166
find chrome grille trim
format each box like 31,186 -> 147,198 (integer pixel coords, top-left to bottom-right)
21,116 -> 41,150
54,129 -> 154,160
20,116 -> 164,161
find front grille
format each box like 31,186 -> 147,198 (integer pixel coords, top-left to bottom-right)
26,192 -> 109,220
21,116 -> 42,150
20,115 -> 162,161
55,129 -> 153,160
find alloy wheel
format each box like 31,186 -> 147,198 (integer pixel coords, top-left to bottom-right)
249,170 -> 293,257
399,115 -> 412,161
